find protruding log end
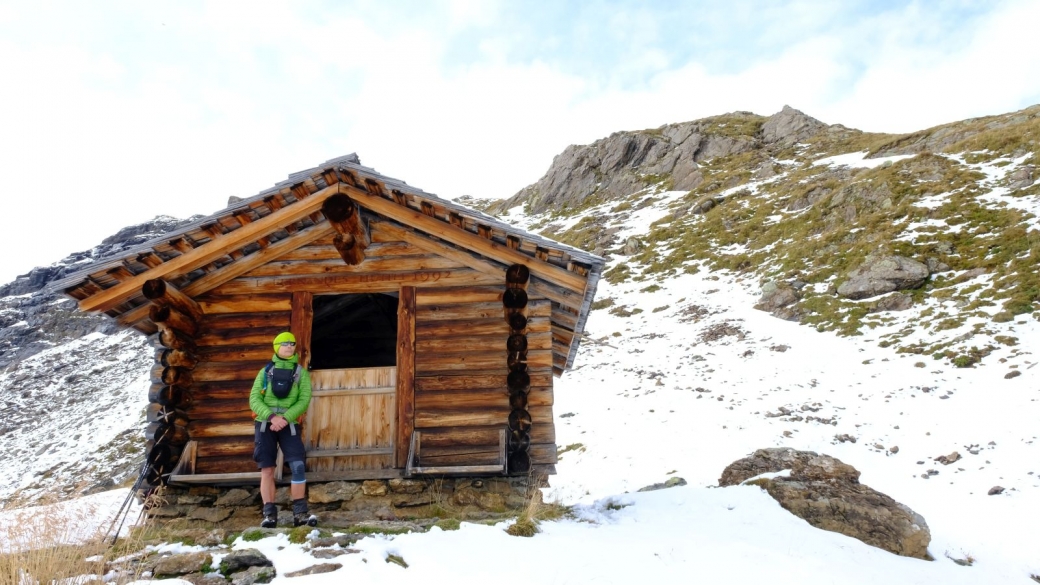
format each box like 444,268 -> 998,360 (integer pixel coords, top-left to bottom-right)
502,288 -> 528,309
506,264 -> 530,286
322,193 -> 358,223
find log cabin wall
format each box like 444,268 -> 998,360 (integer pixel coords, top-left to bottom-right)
170,224 -> 555,480
412,286 -> 557,472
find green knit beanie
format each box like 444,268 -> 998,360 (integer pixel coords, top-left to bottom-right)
273,331 -> 296,353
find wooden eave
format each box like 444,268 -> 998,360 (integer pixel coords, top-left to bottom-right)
50,154 -> 604,373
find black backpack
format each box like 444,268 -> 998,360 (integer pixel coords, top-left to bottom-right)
262,362 -> 302,399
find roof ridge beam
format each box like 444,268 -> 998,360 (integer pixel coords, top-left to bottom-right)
78,183 -> 342,313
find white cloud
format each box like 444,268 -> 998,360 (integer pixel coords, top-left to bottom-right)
0,0 -> 1037,284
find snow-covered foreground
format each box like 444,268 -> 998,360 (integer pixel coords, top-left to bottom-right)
6,266 -> 1038,583
134,484 -> 995,585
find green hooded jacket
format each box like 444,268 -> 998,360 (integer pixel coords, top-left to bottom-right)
249,354 -> 312,424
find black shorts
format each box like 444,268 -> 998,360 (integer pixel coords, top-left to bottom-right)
253,420 -> 307,468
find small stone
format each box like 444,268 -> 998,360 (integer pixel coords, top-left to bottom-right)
220,549 -> 273,575
889,446 -> 900,454
215,488 -> 255,507
285,563 -> 342,577
229,565 -> 277,585
188,506 -> 233,523
934,451 -> 961,465
1005,370 -> 1021,379
361,480 -> 388,497
388,479 -> 426,494
988,486 -> 1005,496
309,481 -> 361,503
153,552 -> 213,577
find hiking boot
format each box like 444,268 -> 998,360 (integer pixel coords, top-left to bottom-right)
292,498 -> 317,527
260,503 -> 278,528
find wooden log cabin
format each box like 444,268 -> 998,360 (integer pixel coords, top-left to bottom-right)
52,154 -> 603,487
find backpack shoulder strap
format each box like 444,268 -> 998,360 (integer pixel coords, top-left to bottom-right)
261,361 -> 276,390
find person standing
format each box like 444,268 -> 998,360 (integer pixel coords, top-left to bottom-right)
249,331 -> 316,527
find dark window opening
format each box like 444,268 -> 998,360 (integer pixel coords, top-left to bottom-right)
310,293 -> 398,369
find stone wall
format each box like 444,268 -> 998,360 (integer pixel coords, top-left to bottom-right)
148,476 -> 546,530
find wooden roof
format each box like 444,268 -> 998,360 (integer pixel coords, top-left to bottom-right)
52,154 -> 604,372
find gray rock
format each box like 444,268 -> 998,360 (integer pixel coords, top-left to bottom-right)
871,292 -> 913,312
1009,165 -> 1035,189
637,477 -> 688,492
988,486 -> 1005,495
215,488 -> 256,507
153,552 -> 213,577
180,573 -> 228,585
925,257 -> 951,273
1005,370 -> 1021,379
285,563 -> 342,577
837,255 -> 930,300
754,282 -> 803,321
309,481 -> 361,504
229,565 -> 277,585
719,448 -> 931,559
621,237 -> 644,256
220,549 -> 273,575
188,506 -> 233,523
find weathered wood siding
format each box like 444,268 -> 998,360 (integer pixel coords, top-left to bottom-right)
413,288 -> 556,468
180,232 -> 556,478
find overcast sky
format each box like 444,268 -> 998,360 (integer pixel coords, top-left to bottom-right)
1,0 -> 1038,285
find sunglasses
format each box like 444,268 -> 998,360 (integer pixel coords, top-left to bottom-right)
279,342 -> 297,347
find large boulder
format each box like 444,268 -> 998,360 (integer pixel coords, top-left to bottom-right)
754,282 -> 803,321
837,255 -> 929,300
719,448 -> 931,559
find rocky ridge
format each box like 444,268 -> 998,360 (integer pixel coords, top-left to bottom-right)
493,104 -> 1040,367
0,215 -> 197,506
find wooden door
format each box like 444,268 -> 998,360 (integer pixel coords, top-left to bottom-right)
304,366 -> 397,471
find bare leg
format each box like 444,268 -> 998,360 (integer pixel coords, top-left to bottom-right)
260,467 -> 276,503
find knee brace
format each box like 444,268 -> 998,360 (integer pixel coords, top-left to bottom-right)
289,460 -> 306,484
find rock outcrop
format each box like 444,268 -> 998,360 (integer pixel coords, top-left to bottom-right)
836,255 -> 930,300
719,448 -> 931,559
489,107 -> 832,217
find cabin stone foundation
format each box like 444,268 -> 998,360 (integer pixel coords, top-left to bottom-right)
148,475 -> 548,529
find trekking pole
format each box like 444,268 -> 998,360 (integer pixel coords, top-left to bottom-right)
106,459 -> 148,546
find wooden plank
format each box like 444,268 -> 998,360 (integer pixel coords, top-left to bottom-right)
415,286 -> 504,306
342,185 -> 588,292
279,241 -> 424,261
241,255 -> 463,277
373,222 -> 506,280
307,447 -> 394,458
415,372 -> 553,392
79,184 -> 342,313
395,286 -> 416,468
200,311 -> 291,330
198,294 -> 291,314
196,346 -> 271,362
415,405 -> 552,429
420,446 -> 501,466
416,386 -> 553,410
193,362 -> 267,382
171,468 -> 409,484
291,291 -> 313,368
189,421 -> 254,438
416,301 -> 507,321
529,443 -> 558,465
415,350 -> 553,373
416,331 -> 551,354
194,438 -> 253,458
196,326 -> 286,347
210,269 -> 501,295
415,316 -> 549,337
181,223 -> 336,299
312,386 -> 395,397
